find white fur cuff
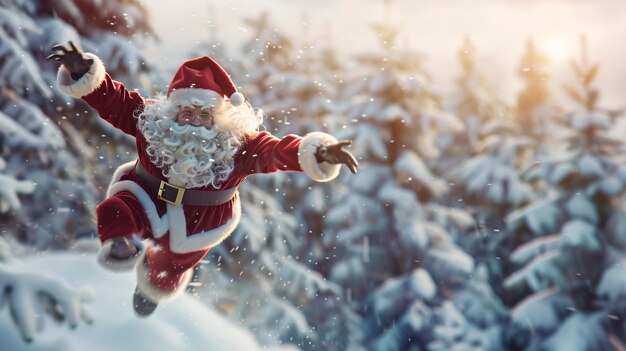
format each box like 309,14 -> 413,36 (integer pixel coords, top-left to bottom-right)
298,132 -> 341,182
97,237 -> 145,272
56,52 -> 106,98
136,260 -> 193,303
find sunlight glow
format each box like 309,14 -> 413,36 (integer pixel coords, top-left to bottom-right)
542,35 -> 571,61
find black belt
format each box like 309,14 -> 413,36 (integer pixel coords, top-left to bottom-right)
135,162 -> 237,206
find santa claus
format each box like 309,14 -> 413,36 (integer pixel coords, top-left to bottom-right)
48,41 -> 358,317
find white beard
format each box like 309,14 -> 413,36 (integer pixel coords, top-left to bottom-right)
137,102 -> 245,189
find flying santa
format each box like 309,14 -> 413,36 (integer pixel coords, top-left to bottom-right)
48,41 -> 358,317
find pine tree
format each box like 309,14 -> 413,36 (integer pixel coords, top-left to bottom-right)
314,18 -> 488,349
516,39 -> 555,139
444,37 -> 509,166
240,11 -> 294,133
246,18 -> 347,260
191,181 -> 345,348
189,15 -> 352,350
448,37 -> 537,305
503,36 -> 626,350
261,23 -> 370,351
0,0 -> 157,248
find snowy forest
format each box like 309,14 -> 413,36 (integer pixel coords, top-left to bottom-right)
1,0 -> 626,350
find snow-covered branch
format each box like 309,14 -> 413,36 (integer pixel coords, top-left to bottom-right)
0,31 -> 51,97
0,263 -> 94,342
504,250 -> 563,292
0,7 -> 40,46
0,173 -> 35,213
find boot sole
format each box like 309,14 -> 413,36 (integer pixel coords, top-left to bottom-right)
133,287 -> 158,317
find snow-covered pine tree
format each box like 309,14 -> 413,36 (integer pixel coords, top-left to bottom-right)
190,180 -> 346,349
449,115 -> 536,304
246,33 -> 341,191
515,39 -> 556,140
244,18 -> 347,251
447,37 -> 537,304
192,167 -> 358,350
503,37 -> 626,350
239,11 -> 295,133
254,24 -> 369,351
442,37 -> 511,169
0,3 -> 159,344
316,18 -> 487,350
188,16 -> 354,350
0,0 -> 157,248
258,20 -> 343,140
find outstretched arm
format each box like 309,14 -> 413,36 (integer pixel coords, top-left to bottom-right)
240,131 -> 358,182
48,41 -> 144,136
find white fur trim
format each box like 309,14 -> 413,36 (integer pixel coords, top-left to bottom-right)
298,132 -> 341,182
229,92 -> 244,106
135,260 -> 193,302
56,53 -> 106,98
168,88 -> 224,109
166,194 -> 241,253
97,237 -> 145,272
106,161 -> 241,253
108,160 -> 136,188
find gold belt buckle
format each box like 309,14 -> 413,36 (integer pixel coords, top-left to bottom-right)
157,180 -> 186,206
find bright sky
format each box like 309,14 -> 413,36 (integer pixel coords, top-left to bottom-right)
142,0 -> 626,108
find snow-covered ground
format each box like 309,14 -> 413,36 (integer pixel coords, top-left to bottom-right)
0,247 -> 291,351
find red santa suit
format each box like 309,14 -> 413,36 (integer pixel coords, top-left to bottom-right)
56,53 -> 341,303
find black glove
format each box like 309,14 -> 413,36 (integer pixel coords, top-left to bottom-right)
46,41 -> 93,81
315,140 -> 359,174
109,237 -> 139,260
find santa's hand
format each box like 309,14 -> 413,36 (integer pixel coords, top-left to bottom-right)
46,41 -> 93,81
315,140 -> 359,174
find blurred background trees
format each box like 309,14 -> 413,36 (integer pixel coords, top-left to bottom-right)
0,0 -> 160,249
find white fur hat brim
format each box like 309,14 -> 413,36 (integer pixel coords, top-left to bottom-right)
168,88 -> 224,109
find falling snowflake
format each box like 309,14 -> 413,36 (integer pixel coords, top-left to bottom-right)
157,271 -> 169,279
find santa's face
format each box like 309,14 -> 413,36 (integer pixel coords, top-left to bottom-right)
138,101 -> 239,189
137,96 -> 263,189
176,105 -> 215,129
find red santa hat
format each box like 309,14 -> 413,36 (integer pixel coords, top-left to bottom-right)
167,56 -> 245,108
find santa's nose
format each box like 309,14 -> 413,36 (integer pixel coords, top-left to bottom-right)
190,115 -> 203,126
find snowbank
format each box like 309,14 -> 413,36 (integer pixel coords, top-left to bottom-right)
0,250 -> 275,351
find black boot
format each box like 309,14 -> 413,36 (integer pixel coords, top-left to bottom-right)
133,287 -> 158,317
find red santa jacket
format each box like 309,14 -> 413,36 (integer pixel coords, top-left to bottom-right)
57,53 -> 341,253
